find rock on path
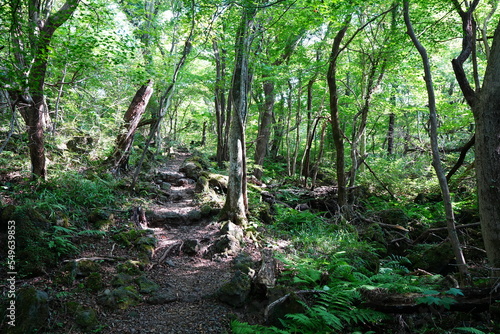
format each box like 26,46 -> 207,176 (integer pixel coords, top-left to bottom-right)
102,152 -> 246,334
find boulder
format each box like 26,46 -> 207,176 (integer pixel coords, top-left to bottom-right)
233,252 -> 255,274
97,286 -> 141,310
75,307 -> 99,331
179,161 -> 203,180
147,288 -> 178,305
6,287 -> 49,334
181,239 -> 200,256
221,221 -> 244,241
207,234 -> 241,257
136,275 -> 160,294
217,270 -> 252,307
111,273 -> 135,287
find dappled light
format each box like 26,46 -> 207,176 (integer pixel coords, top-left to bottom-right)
1,0 -> 500,333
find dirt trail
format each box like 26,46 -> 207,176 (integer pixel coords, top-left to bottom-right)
102,152 -> 248,334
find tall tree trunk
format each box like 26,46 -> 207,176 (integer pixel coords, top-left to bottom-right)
404,1 -> 469,283
109,81 -> 154,172
221,3 -> 257,225
452,0 -> 500,271
291,80 -> 302,176
10,0 -> 81,179
253,79 -> 274,179
213,39 -> 229,168
327,22 -> 350,208
269,93 -> 285,159
253,31 -> 304,179
387,112 -> 395,155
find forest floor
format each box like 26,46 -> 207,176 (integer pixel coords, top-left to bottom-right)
67,151 -> 265,334
1,151 -> 265,334
96,151 -> 262,333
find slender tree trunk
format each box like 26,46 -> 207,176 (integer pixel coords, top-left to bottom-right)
404,1 -> 469,283
387,112 -> 395,155
311,122 -> 327,189
269,93 -> 285,159
327,22 -> 350,208
213,39 -> 229,168
221,3 -> 257,225
109,81 -> 154,172
254,79 -> 274,179
291,80 -> 302,176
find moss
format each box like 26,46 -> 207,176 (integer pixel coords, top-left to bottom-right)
117,260 -> 143,275
112,229 -> 148,247
8,207 -> 59,277
98,286 -> 141,310
136,275 -> 160,294
85,272 -> 103,292
75,307 -> 99,331
111,273 -> 135,287
74,260 -> 101,277
6,287 -> 49,334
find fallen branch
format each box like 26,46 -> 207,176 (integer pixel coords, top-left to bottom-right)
362,287 -> 500,313
63,256 -> 126,262
413,223 -> 480,244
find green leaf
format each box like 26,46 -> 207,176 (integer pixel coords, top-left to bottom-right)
445,288 -> 464,296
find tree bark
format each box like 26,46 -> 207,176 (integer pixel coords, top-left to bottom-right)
213,39 -> 229,168
9,0 -> 81,179
253,79 -> 274,179
221,3 -> 258,225
404,1 -> 469,283
474,24 -> 500,271
451,0 -> 500,272
327,22 -> 350,208
109,81 -> 154,172
387,112 -> 395,155
253,31 -> 304,179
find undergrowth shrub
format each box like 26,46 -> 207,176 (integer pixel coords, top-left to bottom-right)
19,171 -> 118,223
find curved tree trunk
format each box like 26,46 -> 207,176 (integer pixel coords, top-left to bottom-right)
10,0 -> 81,179
327,22 -> 350,208
404,1 -> 469,283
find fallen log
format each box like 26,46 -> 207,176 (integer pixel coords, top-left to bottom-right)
361,287 -> 500,313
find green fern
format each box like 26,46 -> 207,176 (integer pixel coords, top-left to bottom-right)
278,289 -> 386,333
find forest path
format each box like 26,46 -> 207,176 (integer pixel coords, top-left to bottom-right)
102,151 -> 246,334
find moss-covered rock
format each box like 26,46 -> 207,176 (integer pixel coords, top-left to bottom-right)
221,221 -> 244,242
10,207 -> 57,277
181,239 -> 200,256
74,307 -> 99,331
408,243 -> 455,274
111,272 -> 135,287
97,286 -> 141,310
6,287 -> 49,334
73,260 -> 101,277
117,260 -> 143,275
85,272 -> 103,292
233,252 -> 255,274
0,205 -> 16,232
136,275 -> 160,294
217,270 -> 251,307
112,229 -> 144,247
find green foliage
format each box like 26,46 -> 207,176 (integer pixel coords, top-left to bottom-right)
47,226 -> 80,257
415,288 -> 463,310
17,171 -> 118,223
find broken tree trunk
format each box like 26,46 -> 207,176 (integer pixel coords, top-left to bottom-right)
109,80 -> 154,173
361,287 -> 500,313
